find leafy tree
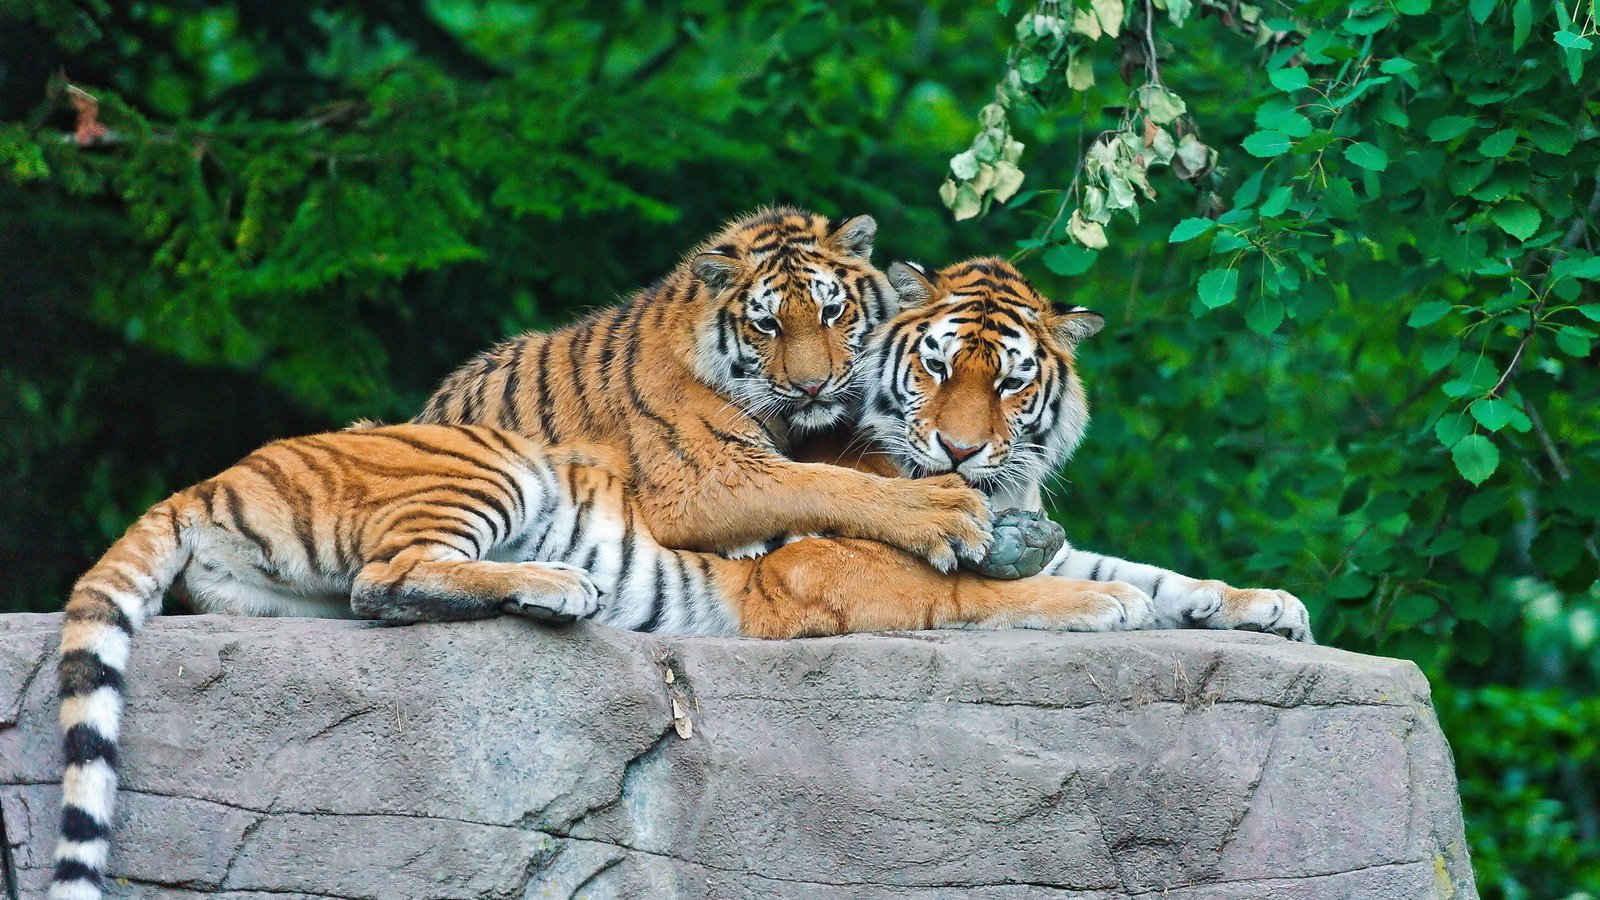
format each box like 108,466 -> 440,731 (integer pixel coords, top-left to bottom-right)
945,1 -> 1600,895
1,1 -> 1596,895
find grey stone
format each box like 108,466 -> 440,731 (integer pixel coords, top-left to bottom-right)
963,509 -> 1067,580
0,613 -> 1476,899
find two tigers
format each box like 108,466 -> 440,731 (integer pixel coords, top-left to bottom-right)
50,207 -> 1309,900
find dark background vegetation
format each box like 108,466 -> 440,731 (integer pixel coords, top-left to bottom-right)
1,2 -> 1596,896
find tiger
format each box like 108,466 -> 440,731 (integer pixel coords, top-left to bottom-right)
49,417 -> 1154,900
811,256 -> 1314,641
413,205 -> 992,571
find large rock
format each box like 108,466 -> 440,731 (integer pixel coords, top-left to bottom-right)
0,613 -> 1475,899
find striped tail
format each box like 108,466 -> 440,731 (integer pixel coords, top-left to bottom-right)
51,496 -> 194,900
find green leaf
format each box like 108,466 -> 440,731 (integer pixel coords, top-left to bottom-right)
1511,0 -> 1532,50
1168,218 -> 1215,243
1407,300 -> 1453,327
1197,268 -> 1239,309
1458,536 -> 1500,576
1477,129 -> 1518,158
1245,296 -> 1285,334
1426,116 -> 1479,142
1491,201 -> 1541,241
1259,186 -> 1293,217
1332,76 -> 1391,108
1326,571 -> 1374,599
1392,593 -> 1440,626
1041,244 -> 1099,276
1258,108 -> 1313,137
1343,9 -> 1395,35
1469,397 -> 1515,432
1554,30 -> 1594,50
1555,326 -> 1593,357
1469,0 -> 1495,23
1344,142 -> 1388,171
1269,67 -> 1310,91
1554,254 -> 1600,281
1242,131 -> 1293,157
1528,119 -> 1577,155
1379,57 -> 1416,74
1435,411 -> 1472,448
1421,338 -> 1460,373
1452,434 -> 1500,485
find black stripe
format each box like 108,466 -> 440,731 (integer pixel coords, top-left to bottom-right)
219,483 -> 275,565
672,554 -> 694,620
60,806 -> 110,842
59,649 -> 123,697
430,488 -> 512,543
1150,574 -> 1166,598
237,455 -> 323,576
344,432 -> 520,496
62,723 -> 118,767
639,558 -> 665,632
533,338 -> 561,442
52,858 -> 100,886
64,590 -> 134,636
500,341 -> 527,432
1088,559 -> 1103,581
615,496 -> 637,596
566,322 -> 593,414
402,523 -> 483,559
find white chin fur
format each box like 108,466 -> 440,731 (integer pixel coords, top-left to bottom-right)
789,402 -> 846,431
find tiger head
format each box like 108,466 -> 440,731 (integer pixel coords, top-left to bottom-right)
689,207 -> 897,431
860,257 -> 1104,504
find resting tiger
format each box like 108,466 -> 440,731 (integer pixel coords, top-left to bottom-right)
415,205 -> 991,571
49,416 -> 1154,899
813,256 -> 1313,641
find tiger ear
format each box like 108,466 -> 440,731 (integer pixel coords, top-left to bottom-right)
887,261 -> 937,309
1050,302 -> 1106,344
692,251 -> 742,294
826,214 -> 877,259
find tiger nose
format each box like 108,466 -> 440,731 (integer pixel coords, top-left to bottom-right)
795,379 -> 826,397
938,436 -> 984,465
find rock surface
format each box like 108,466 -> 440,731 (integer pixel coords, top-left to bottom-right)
1,613 -> 1475,899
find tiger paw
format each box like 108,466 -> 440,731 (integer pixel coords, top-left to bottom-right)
502,562 -> 600,624
961,508 -> 1066,580
1179,581 -> 1314,643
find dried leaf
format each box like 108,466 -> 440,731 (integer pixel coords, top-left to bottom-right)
1069,209 -> 1109,248
66,85 -> 108,147
992,161 -> 1025,202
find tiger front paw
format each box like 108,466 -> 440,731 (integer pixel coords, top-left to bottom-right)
962,508 -> 1067,580
1180,581 -> 1314,643
883,474 -> 992,572
1073,581 -> 1157,632
502,562 -> 601,624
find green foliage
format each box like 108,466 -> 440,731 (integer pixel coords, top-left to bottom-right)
1,1 -> 1597,895
949,1 -> 1600,895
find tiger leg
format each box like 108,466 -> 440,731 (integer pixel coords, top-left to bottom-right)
1042,544 -> 1313,642
351,544 -> 599,624
729,537 -> 1155,639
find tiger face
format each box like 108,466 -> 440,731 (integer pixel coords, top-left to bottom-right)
691,208 -> 897,431
860,257 -> 1104,501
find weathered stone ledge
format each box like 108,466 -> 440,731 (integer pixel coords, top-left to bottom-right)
0,614 -> 1476,899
